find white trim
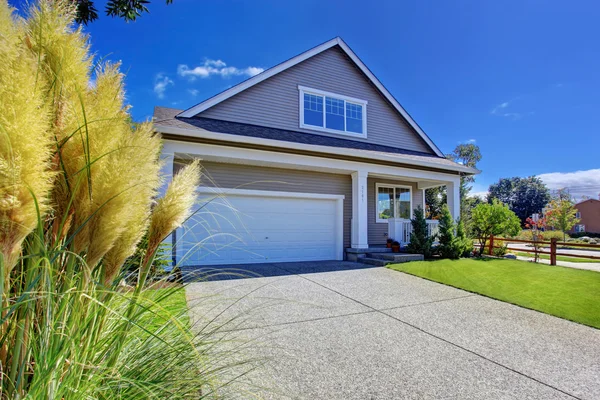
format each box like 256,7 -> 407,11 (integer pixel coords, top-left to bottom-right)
375,183 -> 413,223
298,85 -> 368,138
298,85 -> 368,106
195,186 -> 345,261
156,125 -> 479,175
422,188 -> 426,213
176,37 -> 445,157
196,186 -> 345,201
351,170 -> 369,249
163,139 -> 465,184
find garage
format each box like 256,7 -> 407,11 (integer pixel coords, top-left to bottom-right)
175,188 -> 345,266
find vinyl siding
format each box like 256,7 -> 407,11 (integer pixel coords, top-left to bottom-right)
175,160 -> 353,249
198,46 -> 434,154
367,177 -> 424,245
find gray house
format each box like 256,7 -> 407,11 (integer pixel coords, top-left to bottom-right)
154,37 -> 478,267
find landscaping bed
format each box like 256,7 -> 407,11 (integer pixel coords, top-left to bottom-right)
388,258 -> 600,329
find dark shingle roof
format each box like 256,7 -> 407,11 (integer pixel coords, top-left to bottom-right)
153,106 -> 476,173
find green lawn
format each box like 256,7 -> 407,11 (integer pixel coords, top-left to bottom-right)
139,286 -> 190,332
512,251 -> 600,263
389,258 -> 600,329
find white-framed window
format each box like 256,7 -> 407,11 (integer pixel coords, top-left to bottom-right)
575,211 -> 581,219
575,224 -> 586,233
298,86 -> 367,137
376,183 -> 412,223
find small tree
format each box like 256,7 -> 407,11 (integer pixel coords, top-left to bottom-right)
407,206 -> 435,258
545,197 -> 580,242
525,216 -> 546,262
472,200 -> 521,255
456,218 -> 474,257
437,204 -> 459,259
437,205 -> 472,259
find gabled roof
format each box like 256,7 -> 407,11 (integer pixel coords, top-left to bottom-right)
576,198 -> 600,206
177,37 -> 445,158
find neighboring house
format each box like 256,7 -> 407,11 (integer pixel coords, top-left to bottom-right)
154,37 -> 478,267
570,198 -> 600,234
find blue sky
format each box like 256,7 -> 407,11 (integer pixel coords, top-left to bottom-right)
10,0 -> 600,198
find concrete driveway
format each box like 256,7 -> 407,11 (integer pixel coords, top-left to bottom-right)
185,261 -> 600,400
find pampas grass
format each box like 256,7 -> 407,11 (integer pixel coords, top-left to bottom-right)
0,1 -> 251,398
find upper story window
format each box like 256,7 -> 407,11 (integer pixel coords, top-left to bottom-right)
299,86 -> 367,138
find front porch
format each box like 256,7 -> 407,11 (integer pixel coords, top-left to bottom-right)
350,170 -> 460,251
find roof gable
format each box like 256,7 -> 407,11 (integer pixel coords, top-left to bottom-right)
179,37 -> 444,157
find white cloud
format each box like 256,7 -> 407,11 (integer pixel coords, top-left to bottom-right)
153,73 -> 173,99
490,99 -> 532,120
177,59 -> 264,80
469,191 -> 488,200
188,89 -> 199,97
538,169 -> 600,199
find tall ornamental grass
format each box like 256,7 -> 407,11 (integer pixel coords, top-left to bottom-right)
0,1 -> 248,397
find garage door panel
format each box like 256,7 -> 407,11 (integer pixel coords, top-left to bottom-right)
176,191 -> 341,266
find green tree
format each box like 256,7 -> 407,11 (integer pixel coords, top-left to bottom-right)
488,176 -> 551,225
472,200 -> 521,255
456,218 -> 474,257
71,0 -> 174,24
425,186 -> 446,219
407,206 -> 435,258
437,204 -> 459,259
425,143 -> 481,222
446,143 -> 482,232
545,195 -> 580,241
437,204 -> 472,259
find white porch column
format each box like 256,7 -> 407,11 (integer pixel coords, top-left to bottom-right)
446,178 -> 461,221
159,144 -> 175,266
351,170 -> 369,249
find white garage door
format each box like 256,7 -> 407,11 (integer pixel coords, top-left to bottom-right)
175,188 -> 344,266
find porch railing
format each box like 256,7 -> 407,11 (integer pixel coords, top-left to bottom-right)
388,218 -> 439,245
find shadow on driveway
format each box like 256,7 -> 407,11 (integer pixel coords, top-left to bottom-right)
180,260 -> 377,282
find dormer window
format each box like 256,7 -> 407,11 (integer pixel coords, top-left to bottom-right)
299,86 -> 367,137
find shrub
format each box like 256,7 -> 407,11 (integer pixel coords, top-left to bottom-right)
570,232 -> 600,239
517,230 -> 568,241
407,206 -> 435,258
492,242 -> 508,257
437,205 -> 472,259
456,218 -> 474,257
0,2 -> 247,397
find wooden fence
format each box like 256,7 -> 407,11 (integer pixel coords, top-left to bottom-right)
487,235 -> 600,265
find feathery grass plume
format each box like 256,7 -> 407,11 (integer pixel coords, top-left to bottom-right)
25,0 -> 96,252
81,64 -> 159,267
101,122 -> 163,284
0,1 -> 53,269
1,2 -> 255,397
144,160 -> 201,268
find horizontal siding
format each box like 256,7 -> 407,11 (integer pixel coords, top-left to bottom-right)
199,46 -> 433,154
175,160 -> 353,249
367,177 -> 424,245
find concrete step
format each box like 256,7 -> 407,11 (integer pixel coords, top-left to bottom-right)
367,253 -> 425,263
357,257 -> 390,267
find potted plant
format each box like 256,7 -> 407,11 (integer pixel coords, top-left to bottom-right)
386,238 -> 394,248
391,241 -> 401,253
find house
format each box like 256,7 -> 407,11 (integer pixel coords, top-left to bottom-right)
153,37 -> 478,267
570,198 -> 600,234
